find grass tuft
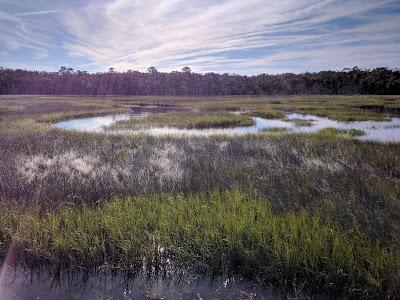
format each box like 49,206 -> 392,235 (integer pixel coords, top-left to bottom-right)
316,128 -> 365,139
288,118 -> 314,127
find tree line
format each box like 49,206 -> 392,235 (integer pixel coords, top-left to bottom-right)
0,66 -> 399,95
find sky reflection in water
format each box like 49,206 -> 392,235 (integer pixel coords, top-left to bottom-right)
55,112 -> 400,142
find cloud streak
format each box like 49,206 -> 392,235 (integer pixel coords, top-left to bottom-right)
14,9 -> 63,17
0,9 -> 50,58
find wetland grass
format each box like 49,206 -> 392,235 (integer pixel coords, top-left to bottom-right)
287,118 -> 314,127
296,107 -> 390,122
192,95 -> 400,121
0,189 -> 398,297
37,107 -> 129,123
243,108 -> 286,119
107,111 -> 255,130
0,103 -> 7,111
0,95 -> 400,298
315,128 -> 365,139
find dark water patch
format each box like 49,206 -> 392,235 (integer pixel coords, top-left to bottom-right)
0,262 -> 285,300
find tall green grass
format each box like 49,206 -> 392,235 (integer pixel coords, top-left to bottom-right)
107,112 -> 255,129
1,189 -> 398,297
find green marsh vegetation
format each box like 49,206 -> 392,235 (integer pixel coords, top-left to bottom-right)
184,95 -> 400,121
0,95 -> 400,297
0,190 -> 398,297
316,128 -> 366,139
287,118 -> 314,127
107,111 -> 255,130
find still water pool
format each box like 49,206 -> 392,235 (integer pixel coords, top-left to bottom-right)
55,112 -> 400,142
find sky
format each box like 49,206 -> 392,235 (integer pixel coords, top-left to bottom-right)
0,0 -> 399,75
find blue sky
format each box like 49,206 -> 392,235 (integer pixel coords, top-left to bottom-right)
0,0 -> 399,74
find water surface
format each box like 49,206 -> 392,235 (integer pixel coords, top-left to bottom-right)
55,114 -> 134,132
54,112 -> 400,142
0,263 -> 281,300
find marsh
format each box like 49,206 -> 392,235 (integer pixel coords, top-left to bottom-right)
0,95 -> 399,298
55,110 -> 400,142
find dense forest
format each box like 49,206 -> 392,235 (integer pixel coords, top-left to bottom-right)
0,66 -> 399,95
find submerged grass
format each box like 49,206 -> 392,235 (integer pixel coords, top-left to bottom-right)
1,189 -> 398,297
107,112 -> 255,130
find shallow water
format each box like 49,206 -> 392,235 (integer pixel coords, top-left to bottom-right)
54,112 -> 400,142
0,263 -> 281,300
55,114 -> 134,132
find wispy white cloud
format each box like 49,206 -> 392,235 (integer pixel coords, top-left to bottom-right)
59,0 -> 400,73
0,8 -> 50,58
0,0 -> 399,73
